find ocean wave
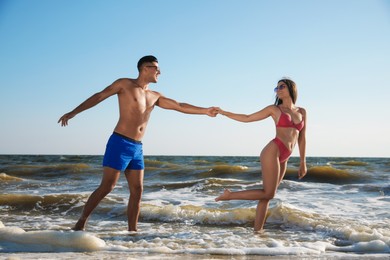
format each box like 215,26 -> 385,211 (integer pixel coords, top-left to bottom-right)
146,177 -> 248,191
0,172 -> 23,182
331,160 -> 368,166
1,163 -> 91,177
297,166 -> 366,184
196,165 -> 250,179
0,193 -> 86,212
144,159 -> 182,169
204,177 -> 249,186
146,180 -> 201,190
343,184 -> 390,196
209,165 -> 249,174
192,159 -> 213,165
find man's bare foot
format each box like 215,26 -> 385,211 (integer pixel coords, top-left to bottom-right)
254,229 -> 265,234
215,189 -> 231,201
72,219 -> 86,231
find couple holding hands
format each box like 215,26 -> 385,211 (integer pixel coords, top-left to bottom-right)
58,55 -> 307,232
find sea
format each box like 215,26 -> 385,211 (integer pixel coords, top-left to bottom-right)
0,155 -> 389,259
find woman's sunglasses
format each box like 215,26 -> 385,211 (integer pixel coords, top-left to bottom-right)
274,84 -> 287,92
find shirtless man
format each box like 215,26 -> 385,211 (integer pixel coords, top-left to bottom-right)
58,55 -> 217,231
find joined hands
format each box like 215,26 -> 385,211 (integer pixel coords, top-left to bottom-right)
207,107 -> 225,117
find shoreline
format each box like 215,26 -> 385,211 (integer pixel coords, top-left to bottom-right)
1,252 -> 389,260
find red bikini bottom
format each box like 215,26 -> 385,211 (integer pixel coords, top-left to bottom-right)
272,137 -> 291,163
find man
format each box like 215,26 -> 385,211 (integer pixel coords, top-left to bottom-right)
58,55 -> 217,231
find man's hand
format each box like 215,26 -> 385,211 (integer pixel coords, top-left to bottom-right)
58,112 -> 75,127
207,107 -> 219,117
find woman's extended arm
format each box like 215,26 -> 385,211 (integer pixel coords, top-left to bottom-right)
217,105 -> 275,123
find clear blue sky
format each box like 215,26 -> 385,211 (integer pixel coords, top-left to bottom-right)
1,0 -> 389,157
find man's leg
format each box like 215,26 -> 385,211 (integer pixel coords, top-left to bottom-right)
73,167 -> 121,230
124,169 -> 144,231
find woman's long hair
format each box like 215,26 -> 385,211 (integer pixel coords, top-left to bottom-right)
274,78 -> 298,105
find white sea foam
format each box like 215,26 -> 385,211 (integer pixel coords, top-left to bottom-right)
0,222 -> 106,252
267,202 -> 390,251
140,203 -> 255,225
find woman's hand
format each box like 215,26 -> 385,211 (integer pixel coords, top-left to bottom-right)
216,107 -> 225,116
298,162 -> 307,179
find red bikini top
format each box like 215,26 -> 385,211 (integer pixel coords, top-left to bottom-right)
276,106 -> 304,131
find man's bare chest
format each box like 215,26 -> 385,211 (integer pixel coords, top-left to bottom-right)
119,91 -> 157,111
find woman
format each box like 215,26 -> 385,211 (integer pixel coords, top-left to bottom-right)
215,78 -> 307,232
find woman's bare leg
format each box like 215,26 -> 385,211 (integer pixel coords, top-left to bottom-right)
215,188 -> 265,201
277,161 -> 287,186
254,199 -> 270,231
215,142 -> 280,202
254,158 -> 288,231
215,142 -> 281,231
253,143 -> 280,231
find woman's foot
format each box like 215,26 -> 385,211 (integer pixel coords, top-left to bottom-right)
215,189 -> 231,201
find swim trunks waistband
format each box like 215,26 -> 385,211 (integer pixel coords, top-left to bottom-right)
113,132 -> 142,144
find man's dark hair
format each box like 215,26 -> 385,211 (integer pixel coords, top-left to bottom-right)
137,55 -> 158,72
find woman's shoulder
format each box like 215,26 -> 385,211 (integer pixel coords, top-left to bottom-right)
269,104 -> 284,113
297,107 -> 307,116
261,105 -> 281,118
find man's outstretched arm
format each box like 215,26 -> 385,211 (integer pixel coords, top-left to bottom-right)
58,81 -> 121,126
156,96 -> 217,117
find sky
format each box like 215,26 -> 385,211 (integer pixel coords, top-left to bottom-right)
1,0 -> 389,157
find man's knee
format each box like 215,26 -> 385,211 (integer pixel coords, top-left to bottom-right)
130,185 -> 143,199
98,183 -> 116,195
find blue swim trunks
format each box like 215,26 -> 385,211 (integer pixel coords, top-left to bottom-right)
102,132 -> 144,171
